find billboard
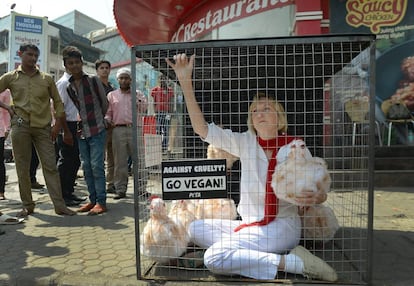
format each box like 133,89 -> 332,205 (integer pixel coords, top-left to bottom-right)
330,0 -> 414,53
330,0 -> 414,102
330,1 -> 414,146
9,12 -> 48,71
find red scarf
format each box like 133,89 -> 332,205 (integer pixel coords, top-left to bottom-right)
234,134 -> 295,232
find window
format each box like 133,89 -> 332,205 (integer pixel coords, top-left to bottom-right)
50,37 -> 59,54
0,30 -> 9,51
0,63 -> 7,75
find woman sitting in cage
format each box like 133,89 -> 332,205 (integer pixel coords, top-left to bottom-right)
166,54 -> 337,282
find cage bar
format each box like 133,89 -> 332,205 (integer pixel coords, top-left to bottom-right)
130,35 -> 375,284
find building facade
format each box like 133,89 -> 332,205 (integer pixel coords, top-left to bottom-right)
0,11 -> 105,80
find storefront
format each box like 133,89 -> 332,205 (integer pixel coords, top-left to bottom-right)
114,0 -> 330,45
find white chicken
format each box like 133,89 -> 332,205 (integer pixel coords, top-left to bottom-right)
198,144 -> 239,220
168,199 -> 196,231
140,197 -> 189,264
195,198 -> 238,220
271,139 -> 331,205
206,143 -> 239,171
301,204 -> 340,242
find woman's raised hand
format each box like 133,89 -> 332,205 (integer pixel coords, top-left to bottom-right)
165,54 -> 195,82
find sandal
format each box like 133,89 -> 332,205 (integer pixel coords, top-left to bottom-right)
16,209 -> 33,218
0,213 -> 25,225
0,192 -> 5,200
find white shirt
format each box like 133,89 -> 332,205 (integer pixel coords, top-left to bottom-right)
56,72 -> 79,121
204,123 -> 309,223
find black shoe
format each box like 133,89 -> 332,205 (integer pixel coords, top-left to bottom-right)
106,185 -> 116,194
64,199 -> 80,207
113,192 -> 126,200
31,181 -> 44,189
71,194 -> 87,202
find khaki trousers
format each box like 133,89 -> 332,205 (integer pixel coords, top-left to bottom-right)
112,125 -> 147,194
11,116 -> 66,212
112,126 -> 132,193
105,127 -> 114,188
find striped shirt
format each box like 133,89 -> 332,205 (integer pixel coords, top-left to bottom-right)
67,73 -> 108,138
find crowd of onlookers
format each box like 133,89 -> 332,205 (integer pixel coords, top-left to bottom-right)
0,43 -> 174,232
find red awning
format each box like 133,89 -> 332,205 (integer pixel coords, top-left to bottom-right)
114,0 -> 207,46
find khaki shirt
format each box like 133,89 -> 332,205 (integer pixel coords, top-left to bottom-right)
0,66 -> 65,128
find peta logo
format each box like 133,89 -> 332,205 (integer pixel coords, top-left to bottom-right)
345,0 -> 407,33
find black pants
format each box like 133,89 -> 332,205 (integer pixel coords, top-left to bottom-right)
156,112 -> 170,150
30,143 -> 39,183
0,137 -> 5,193
56,121 -> 81,199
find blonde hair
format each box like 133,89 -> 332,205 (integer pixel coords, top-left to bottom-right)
247,92 -> 288,134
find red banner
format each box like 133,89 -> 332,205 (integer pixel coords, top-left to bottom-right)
171,0 -> 294,42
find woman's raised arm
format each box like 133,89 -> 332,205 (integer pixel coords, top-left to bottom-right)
166,54 -> 208,139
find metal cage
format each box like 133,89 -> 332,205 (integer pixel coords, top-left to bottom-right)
129,35 -> 375,284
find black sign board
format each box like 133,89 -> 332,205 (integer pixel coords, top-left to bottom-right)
161,159 -> 227,200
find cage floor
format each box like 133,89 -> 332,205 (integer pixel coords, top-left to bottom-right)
141,243 -> 361,284
139,181 -> 368,284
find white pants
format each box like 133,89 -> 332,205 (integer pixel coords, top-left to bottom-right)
189,216 -> 301,280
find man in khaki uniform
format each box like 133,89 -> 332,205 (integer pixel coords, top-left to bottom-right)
0,43 -> 76,217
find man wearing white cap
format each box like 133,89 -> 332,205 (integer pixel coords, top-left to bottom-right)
105,68 -> 149,199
